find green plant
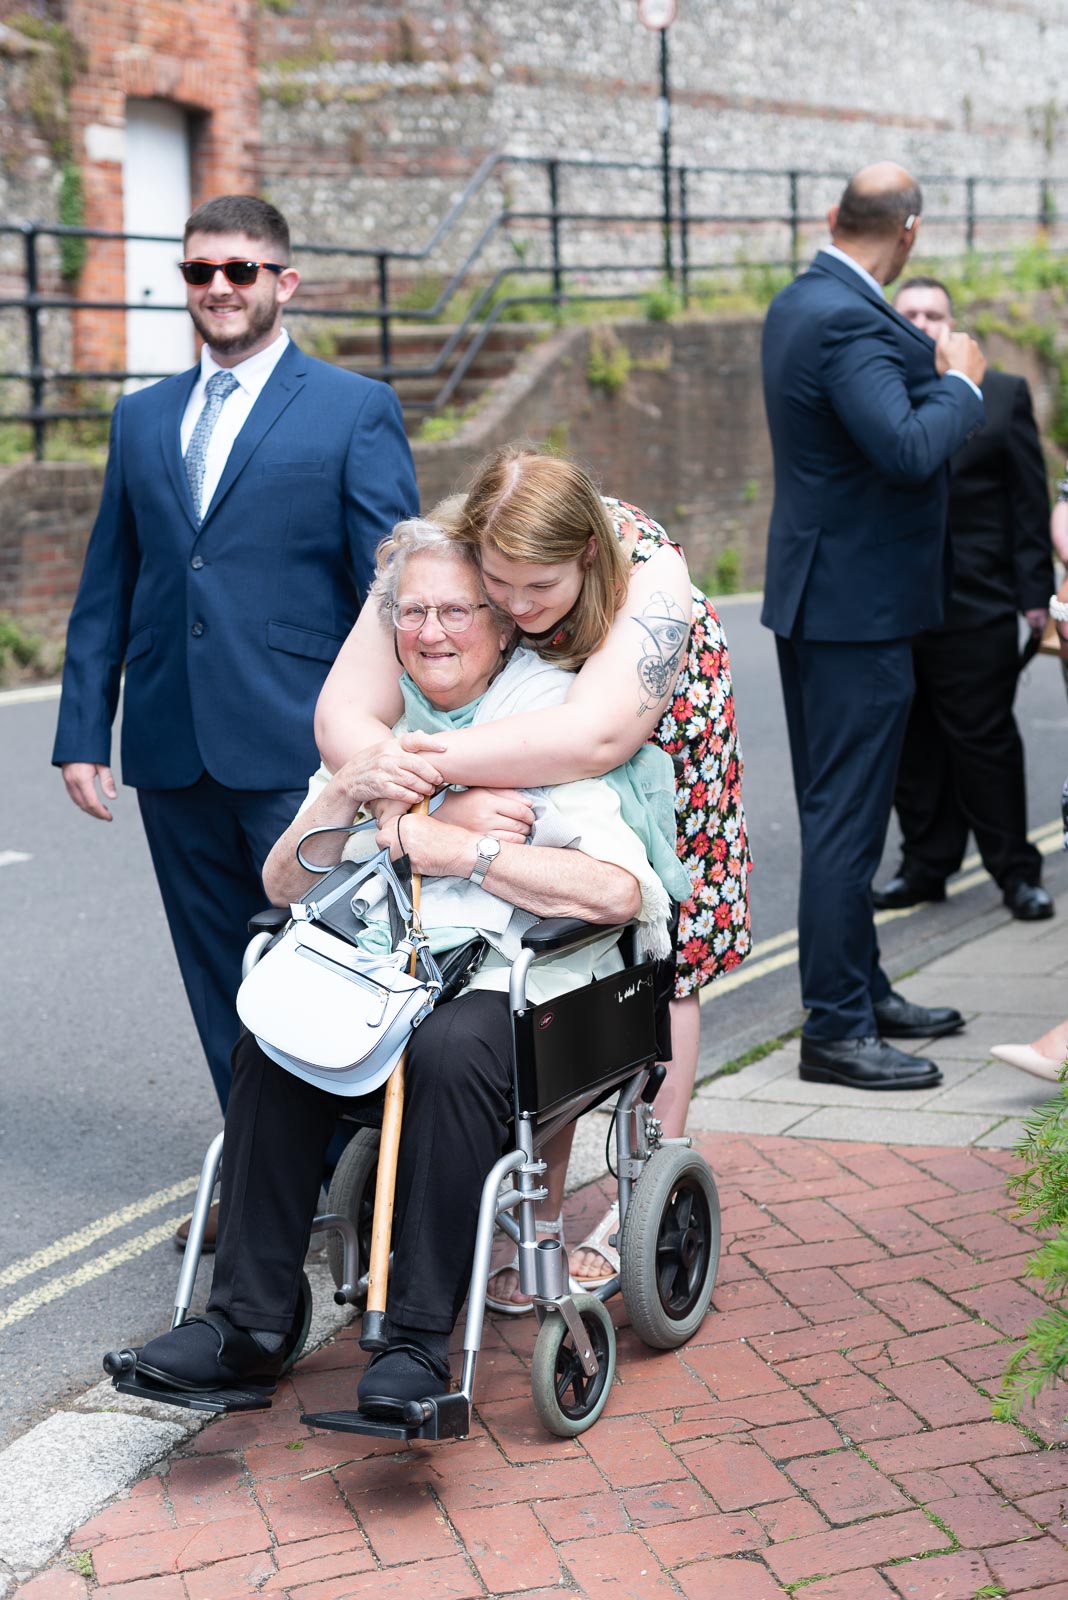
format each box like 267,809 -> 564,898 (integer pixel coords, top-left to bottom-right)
58,159 -> 87,282
417,407 -> 465,443
586,326 -> 631,396
973,1587 -> 1008,1599
542,422 -> 570,456
68,1552 -> 94,1579
742,478 -> 760,505
714,1030 -> 799,1079
712,546 -> 742,595
0,614 -> 44,681
996,1082 -> 1068,1417
0,424 -> 33,464
641,283 -> 679,323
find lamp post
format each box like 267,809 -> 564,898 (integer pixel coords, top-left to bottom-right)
637,0 -> 677,282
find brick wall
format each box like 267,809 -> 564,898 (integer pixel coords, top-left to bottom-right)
64,0 -> 260,371
0,460 -> 103,635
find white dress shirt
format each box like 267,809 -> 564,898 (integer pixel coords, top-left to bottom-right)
180,330 -> 291,518
817,246 -> 982,401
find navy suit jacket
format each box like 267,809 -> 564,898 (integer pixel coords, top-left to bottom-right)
761,252 -> 985,642
53,341 -> 418,791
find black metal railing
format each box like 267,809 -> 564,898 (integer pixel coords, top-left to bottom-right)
2,154 -> 1067,458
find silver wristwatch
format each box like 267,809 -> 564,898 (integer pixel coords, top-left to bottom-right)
470,835 -> 501,887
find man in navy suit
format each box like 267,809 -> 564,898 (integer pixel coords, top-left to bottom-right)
53,196 -> 422,1214
762,163 -> 986,1090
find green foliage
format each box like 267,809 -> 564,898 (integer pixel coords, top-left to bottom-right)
973,1587 -> 1008,1599
10,13 -> 85,158
712,546 -> 742,595
0,614 -> 44,681
0,424 -> 33,464
417,407 -> 468,443
996,1075 -> 1068,1417
67,1552 -> 94,1580
259,0 -> 295,11
541,422 -> 570,456
641,282 -> 680,323
742,478 -> 760,505
586,326 -> 631,396
714,1030 -> 798,1079
58,160 -> 87,282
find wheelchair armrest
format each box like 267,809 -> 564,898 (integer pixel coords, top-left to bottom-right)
248,906 -> 290,936
521,916 -> 630,956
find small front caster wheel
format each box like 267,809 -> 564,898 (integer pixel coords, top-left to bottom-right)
530,1294 -> 616,1437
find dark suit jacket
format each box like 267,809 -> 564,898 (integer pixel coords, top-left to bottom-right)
52,340 -> 419,791
936,368 -> 1052,631
761,251 -> 984,642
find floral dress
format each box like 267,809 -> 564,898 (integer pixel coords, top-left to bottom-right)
609,498 -> 752,997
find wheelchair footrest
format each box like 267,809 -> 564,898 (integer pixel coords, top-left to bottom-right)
302,1391 -> 470,1441
112,1375 -> 273,1414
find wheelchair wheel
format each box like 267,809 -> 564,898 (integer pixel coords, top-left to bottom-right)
325,1127 -> 381,1302
530,1294 -> 616,1437
619,1145 -> 720,1350
280,1271 -> 313,1374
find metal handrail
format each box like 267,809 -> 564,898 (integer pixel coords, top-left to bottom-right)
2,154 -> 1067,457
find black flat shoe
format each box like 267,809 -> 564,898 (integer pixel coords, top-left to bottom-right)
871,871 -> 946,911
133,1311 -> 283,1394
1003,882 -> 1054,922
873,989 -> 964,1040
799,1035 -> 942,1090
357,1342 -> 451,1420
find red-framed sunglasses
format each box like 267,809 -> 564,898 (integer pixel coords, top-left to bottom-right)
179,259 -> 285,287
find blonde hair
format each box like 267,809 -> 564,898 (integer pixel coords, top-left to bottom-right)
454,447 -> 629,671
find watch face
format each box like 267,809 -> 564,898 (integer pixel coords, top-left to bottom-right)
479,836 -> 501,861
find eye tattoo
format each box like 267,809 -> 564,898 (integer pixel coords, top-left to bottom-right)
633,592 -> 689,714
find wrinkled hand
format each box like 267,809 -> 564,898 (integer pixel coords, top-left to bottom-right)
934,324 -> 986,386
1025,608 -> 1049,636
332,738 -> 443,808
435,787 -> 535,845
61,762 -> 117,821
375,812 -> 471,878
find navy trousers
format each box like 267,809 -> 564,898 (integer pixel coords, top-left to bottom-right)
137,774 -> 306,1112
776,635 -> 914,1040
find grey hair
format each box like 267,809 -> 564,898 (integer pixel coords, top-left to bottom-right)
372,516 -> 511,629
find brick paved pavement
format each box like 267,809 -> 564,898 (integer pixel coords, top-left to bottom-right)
16,1127 -> 1068,1600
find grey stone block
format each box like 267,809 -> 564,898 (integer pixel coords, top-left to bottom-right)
686,1099 -> 811,1136
0,1410 -> 186,1578
931,937 -> 1068,978
899,975 -> 1053,1016
745,1055 -> 975,1113
696,1045 -> 799,1100
928,1060 -> 1059,1115
777,1106 -> 1000,1147
976,1118 -> 1032,1150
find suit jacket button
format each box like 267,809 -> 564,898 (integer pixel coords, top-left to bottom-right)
191,621 -> 204,637
191,555 -> 204,570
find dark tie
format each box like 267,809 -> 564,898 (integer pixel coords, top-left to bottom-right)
184,370 -> 239,523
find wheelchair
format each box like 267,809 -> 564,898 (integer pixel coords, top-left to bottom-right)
105,906 -> 722,1441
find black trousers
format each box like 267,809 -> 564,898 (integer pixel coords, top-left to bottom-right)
894,619 -> 1041,890
777,634 -> 912,1040
207,991 -> 514,1336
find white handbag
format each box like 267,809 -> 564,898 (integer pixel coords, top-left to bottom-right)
236,823 -> 444,1097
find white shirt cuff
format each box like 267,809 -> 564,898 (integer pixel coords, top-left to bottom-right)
945,370 -> 983,401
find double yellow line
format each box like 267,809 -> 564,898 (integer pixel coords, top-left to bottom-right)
0,1177 -> 199,1332
702,818 -> 1064,1002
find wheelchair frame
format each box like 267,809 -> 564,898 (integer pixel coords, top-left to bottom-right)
106,914 -> 721,1440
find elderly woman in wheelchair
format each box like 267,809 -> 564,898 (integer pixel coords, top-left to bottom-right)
105,516 -> 719,1438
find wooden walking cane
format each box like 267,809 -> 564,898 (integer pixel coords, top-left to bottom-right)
359,796 -> 429,1353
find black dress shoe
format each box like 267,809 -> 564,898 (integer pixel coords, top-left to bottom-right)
1003,881 -> 1054,922
871,870 -> 946,911
134,1310 -> 283,1393
873,989 -> 964,1040
799,1035 -> 942,1090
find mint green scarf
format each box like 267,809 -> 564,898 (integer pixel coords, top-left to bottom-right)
399,671 -> 690,905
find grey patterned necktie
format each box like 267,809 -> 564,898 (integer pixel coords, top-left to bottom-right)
184,370 -> 239,523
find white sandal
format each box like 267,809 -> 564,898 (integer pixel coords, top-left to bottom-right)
486,1214 -> 568,1315
570,1201 -> 621,1291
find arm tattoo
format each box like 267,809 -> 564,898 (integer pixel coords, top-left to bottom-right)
633,591 -> 689,715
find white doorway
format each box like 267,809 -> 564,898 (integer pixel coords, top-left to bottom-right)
122,100 -> 194,384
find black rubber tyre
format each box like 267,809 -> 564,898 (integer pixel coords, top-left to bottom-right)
280,1270 -> 313,1374
530,1294 -> 616,1437
619,1145 -> 720,1349
325,1127 -> 381,1302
